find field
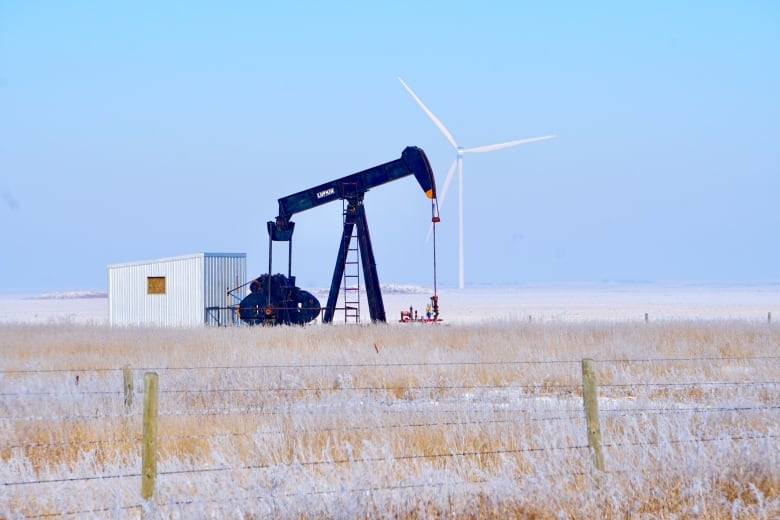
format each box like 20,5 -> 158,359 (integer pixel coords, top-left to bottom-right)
1,285 -> 779,518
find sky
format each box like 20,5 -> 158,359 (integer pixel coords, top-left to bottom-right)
1,1 -> 778,293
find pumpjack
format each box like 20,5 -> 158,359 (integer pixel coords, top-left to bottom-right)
238,146 -> 437,325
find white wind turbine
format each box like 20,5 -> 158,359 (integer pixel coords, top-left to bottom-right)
398,77 -> 555,289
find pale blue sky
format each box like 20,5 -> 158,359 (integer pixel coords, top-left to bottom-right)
1,1 -> 778,292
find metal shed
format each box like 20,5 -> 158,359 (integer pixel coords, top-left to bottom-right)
108,252 -> 246,327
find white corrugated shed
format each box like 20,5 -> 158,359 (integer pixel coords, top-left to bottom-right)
108,253 -> 246,327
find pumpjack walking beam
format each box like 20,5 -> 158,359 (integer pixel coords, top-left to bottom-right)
266,147 -> 436,323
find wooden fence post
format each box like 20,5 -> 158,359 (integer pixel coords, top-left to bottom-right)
142,372 -> 159,507
123,365 -> 133,408
582,358 -> 604,472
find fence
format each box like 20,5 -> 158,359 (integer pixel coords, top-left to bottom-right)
2,356 -> 779,517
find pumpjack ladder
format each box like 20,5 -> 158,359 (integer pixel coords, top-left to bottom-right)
342,188 -> 361,323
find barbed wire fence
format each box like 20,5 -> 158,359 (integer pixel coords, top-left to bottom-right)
2,356 -> 779,517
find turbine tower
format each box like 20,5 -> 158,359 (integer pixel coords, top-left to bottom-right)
398,77 -> 555,289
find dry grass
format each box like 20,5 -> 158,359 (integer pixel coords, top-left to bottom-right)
1,320 -> 779,518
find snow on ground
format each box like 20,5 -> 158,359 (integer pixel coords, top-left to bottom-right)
0,284 -> 777,325
0,292 -> 108,325
380,283 -> 780,324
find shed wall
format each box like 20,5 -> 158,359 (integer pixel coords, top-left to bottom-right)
203,254 -> 246,326
109,253 -> 246,327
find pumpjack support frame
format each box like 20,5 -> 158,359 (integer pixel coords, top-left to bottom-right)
323,198 -> 384,323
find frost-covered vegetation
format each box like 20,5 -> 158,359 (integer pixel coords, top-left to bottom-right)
1,320 -> 778,518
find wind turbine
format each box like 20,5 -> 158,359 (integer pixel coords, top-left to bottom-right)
398,77 -> 555,289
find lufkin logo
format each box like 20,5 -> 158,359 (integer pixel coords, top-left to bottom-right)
316,187 -> 336,199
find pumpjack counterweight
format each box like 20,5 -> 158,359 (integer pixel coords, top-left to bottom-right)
239,146 -> 437,325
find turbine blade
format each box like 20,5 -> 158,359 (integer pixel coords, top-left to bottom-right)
398,77 -> 459,151
464,134 -> 556,153
437,158 -> 458,216
426,159 -> 458,241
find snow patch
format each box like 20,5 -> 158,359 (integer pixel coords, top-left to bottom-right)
24,291 -> 108,300
312,284 -> 431,297
379,284 -> 433,295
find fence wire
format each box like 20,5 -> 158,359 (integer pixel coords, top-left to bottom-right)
3,355 -> 779,518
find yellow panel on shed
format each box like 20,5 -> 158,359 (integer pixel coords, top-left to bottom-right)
147,276 -> 166,295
